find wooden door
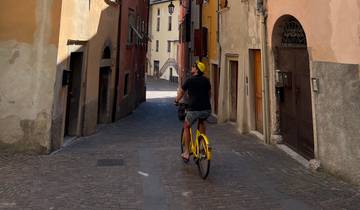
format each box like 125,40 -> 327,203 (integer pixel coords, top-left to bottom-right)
229,61 -> 238,122
254,50 -> 263,133
278,48 -> 314,159
98,67 -> 111,124
65,52 -> 83,136
212,64 -> 220,115
154,60 -> 159,78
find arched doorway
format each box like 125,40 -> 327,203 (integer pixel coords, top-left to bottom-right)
98,46 -> 112,124
272,16 -> 314,159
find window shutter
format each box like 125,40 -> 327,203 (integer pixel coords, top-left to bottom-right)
202,27 -> 208,57
194,29 -> 202,56
185,13 -> 191,42
196,0 -> 203,4
194,27 -> 208,57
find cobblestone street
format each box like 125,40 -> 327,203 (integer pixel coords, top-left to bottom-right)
1,79 -> 360,210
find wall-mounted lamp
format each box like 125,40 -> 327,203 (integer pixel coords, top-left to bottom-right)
311,78 -> 320,93
62,70 -> 71,86
168,0 -> 175,15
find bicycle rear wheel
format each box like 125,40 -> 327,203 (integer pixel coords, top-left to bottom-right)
197,135 -> 211,179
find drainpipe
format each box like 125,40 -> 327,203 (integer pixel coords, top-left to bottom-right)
112,3 -> 122,122
216,0 -> 223,122
259,1 -> 271,144
186,0 -> 192,80
217,0 -> 221,71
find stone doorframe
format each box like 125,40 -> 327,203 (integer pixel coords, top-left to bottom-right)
224,55 -> 240,124
59,42 -> 89,145
270,15 -> 318,159
98,43 -> 115,124
209,61 -> 220,116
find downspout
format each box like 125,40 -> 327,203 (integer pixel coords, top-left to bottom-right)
216,0 -> 223,122
217,0 -> 221,72
259,0 -> 271,144
112,3 -> 122,122
186,0 -> 192,79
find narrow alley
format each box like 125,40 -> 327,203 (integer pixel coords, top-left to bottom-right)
1,80 -> 359,210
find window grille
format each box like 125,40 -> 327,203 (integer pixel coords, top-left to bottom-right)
281,20 -> 307,47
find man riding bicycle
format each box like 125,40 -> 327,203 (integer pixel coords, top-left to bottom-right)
175,61 -> 212,162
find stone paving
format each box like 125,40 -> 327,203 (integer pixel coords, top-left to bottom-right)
1,79 -> 360,210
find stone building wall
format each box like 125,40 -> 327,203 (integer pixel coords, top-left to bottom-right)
0,0 -> 62,153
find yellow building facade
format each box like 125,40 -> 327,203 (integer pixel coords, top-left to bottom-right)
201,0 -> 220,115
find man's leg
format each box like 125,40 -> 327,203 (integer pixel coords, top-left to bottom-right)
182,120 -> 191,159
198,120 -> 206,134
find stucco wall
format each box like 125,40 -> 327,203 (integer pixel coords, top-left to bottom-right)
83,1 -> 119,135
267,0 -> 360,64
0,0 -> 62,153
312,61 -> 360,184
267,0 -> 360,184
52,0 -> 119,148
52,0 -> 92,149
218,0 -> 262,134
202,0 -> 218,62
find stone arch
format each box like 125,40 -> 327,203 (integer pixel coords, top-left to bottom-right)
101,40 -> 113,59
272,15 -> 307,49
102,46 -> 111,59
98,42 -> 113,124
271,15 -> 315,159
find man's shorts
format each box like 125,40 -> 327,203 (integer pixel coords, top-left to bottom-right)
185,110 -> 211,126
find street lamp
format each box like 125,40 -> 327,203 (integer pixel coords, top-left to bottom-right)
168,0 -> 175,15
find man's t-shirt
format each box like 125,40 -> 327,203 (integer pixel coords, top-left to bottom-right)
182,75 -> 211,111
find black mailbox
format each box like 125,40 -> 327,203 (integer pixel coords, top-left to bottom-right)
62,70 -> 71,86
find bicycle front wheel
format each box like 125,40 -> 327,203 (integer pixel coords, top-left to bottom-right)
197,135 -> 211,179
180,128 -> 185,154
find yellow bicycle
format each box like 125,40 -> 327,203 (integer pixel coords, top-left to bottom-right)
180,118 -> 212,179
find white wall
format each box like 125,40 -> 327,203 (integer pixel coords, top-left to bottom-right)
148,0 -> 180,78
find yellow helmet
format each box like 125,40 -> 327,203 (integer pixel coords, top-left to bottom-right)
195,61 -> 206,73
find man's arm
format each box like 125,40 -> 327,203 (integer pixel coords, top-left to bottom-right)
176,79 -> 189,103
175,88 -> 185,103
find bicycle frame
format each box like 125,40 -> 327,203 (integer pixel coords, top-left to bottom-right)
188,128 -> 211,160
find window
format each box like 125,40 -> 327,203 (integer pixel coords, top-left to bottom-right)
136,15 -> 141,45
156,40 -> 159,52
194,27 -> 208,57
154,60 -> 160,77
168,16 -> 172,31
156,17 -> 160,31
167,41 -> 171,53
124,73 -> 129,95
157,8 -> 160,16
127,9 -> 135,44
141,20 -> 145,33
